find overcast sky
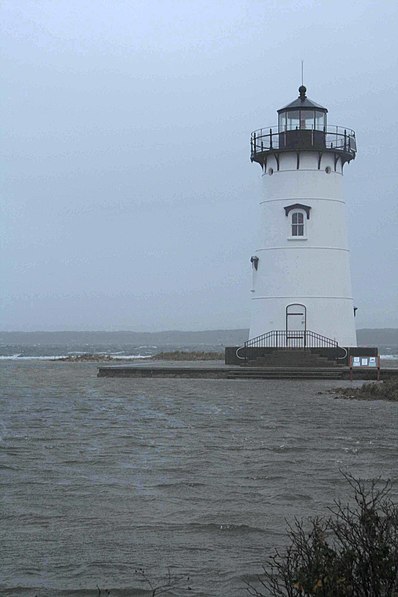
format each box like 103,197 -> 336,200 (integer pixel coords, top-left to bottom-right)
2,0 -> 397,332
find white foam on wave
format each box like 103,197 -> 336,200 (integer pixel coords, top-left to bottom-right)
112,355 -> 152,360
0,354 -> 153,361
0,355 -> 66,360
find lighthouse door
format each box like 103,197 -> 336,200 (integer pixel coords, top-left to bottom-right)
286,304 -> 307,347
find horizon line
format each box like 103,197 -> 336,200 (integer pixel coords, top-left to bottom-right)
1,328 -> 397,334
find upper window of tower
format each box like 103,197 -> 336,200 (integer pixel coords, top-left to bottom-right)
291,211 -> 305,237
284,203 -> 311,240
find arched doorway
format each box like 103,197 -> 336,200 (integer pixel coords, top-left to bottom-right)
286,304 -> 307,347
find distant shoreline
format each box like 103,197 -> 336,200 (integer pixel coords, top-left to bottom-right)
53,351 -> 225,363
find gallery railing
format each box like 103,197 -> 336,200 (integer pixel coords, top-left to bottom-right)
250,125 -> 356,161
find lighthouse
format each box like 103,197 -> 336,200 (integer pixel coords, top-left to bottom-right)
248,85 -> 357,349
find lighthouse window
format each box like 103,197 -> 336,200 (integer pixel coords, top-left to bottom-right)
291,212 -> 304,236
286,110 -> 300,130
315,110 -> 326,130
300,110 -> 314,130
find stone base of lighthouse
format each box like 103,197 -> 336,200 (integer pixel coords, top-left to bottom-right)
224,344 -> 379,368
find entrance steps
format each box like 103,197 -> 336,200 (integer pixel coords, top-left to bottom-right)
244,349 -> 342,369
228,366 -> 346,380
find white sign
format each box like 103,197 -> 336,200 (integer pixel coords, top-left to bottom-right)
351,356 -> 378,368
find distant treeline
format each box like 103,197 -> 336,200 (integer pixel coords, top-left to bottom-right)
0,328 -> 397,347
0,329 -> 248,346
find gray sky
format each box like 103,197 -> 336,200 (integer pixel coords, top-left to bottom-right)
2,0 -> 398,332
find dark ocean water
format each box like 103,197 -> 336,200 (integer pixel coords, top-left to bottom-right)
1,358 -> 397,596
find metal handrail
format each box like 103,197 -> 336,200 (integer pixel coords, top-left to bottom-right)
250,124 -> 356,159
244,330 -> 338,349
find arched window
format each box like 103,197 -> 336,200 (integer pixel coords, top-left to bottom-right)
291,211 -> 304,237
284,203 -> 310,239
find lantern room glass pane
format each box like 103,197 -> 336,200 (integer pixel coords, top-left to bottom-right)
315,110 -> 326,130
286,110 -> 299,130
300,110 -> 314,129
278,112 -> 286,131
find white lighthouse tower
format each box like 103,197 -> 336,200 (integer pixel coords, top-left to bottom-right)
249,85 -> 357,348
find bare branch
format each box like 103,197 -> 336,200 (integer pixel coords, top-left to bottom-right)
245,473 -> 398,596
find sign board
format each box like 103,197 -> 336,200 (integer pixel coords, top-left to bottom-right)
351,356 -> 378,367
349,355 -> 380,380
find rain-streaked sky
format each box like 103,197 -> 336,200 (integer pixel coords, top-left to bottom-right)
2,0 -> 398,331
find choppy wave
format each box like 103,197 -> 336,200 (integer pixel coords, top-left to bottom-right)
0,355 -> 65,361
0,354 -> 152,361
0,588 -> 154,596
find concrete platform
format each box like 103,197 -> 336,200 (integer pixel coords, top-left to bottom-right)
97,362 -> 398,380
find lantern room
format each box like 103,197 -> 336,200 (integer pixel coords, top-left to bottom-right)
277,85 -> 327,151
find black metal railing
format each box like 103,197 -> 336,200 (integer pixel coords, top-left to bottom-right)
234,330 -> 349,363
250,125 -> 356,161
246,330 -> 338,349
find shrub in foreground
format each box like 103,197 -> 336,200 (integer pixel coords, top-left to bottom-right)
246,474 -> 398,596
